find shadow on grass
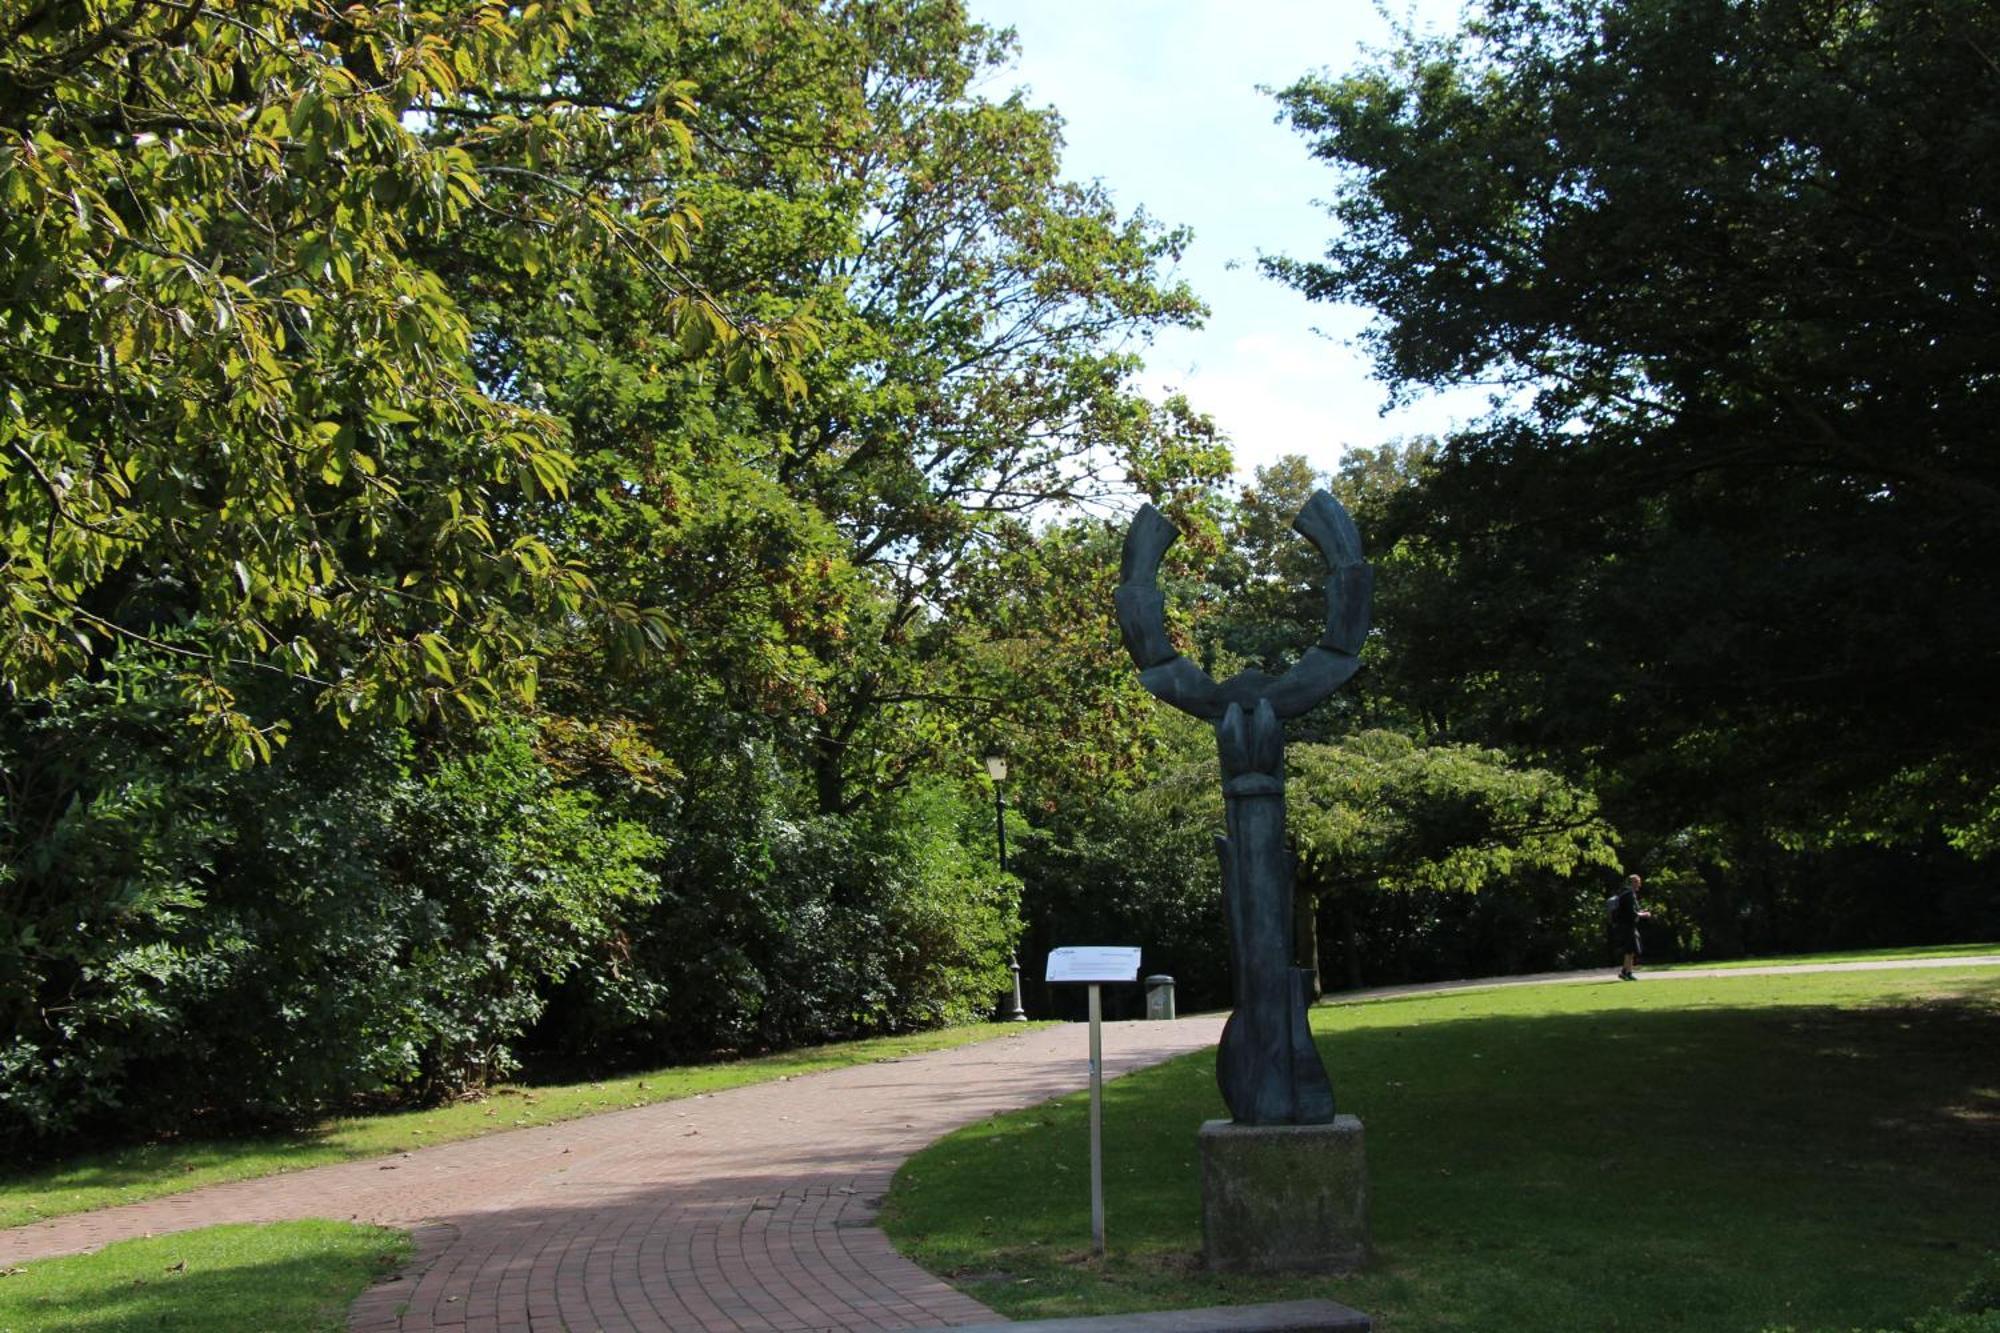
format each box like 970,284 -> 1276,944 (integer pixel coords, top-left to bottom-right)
0,1221 -> 405,1332
0,1127 -> 355,1233
888,980 -> 2000,1333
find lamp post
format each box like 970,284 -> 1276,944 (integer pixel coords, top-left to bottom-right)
986,752 -> 1028,1022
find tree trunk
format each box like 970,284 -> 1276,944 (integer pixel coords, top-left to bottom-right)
1699,859 -> 1743,959
1342,897 -> 1363,990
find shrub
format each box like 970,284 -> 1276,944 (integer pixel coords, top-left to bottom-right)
0,662 -> 658,1149
542,750 -> 1015,1063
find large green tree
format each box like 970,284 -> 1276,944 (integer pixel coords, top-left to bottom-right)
427,0 -> 1230,815
0,0 -> 808,759
1288,730 -> 1618,991
617,0 -> 1225,813
1271,0 -> 2000,847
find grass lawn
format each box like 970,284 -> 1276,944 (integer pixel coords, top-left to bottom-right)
884,967 -> 2000,1333
1654,942 -> 2000,970
0,1022 -> 1047,1231
0,1221 -> 406,1331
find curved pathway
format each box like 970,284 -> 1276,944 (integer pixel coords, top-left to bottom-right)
1324,953 -> 2000,1005
3,955 -> 1993,1331
0,1017 -> 1228,1331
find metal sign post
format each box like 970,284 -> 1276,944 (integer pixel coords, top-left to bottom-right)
1045,946 -> 1142,1258
1087,981 -> 1105,1253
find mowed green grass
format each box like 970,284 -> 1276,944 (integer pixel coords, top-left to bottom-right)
0,1023 -> 1048,1231
1654,942 -> 2000,970
884,968 -> 2000,1332
0,1221 -> 406,1332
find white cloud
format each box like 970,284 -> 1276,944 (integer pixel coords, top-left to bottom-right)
1151,327 -> 1497,479
973,0 -> 1477,480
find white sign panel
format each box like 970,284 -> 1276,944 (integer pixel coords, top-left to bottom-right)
1045,946 -> 1141,984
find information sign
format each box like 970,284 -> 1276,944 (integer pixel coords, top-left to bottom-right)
1044,946 -> 1142,983
1040,945 -> 1141,1257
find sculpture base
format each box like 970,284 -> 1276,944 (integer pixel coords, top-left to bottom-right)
1199,1116 -> 1370,1273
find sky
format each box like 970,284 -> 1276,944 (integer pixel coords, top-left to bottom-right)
967,0 -> 1484,483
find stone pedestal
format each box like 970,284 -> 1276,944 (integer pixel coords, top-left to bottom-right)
1199,1116 -> 1369,1273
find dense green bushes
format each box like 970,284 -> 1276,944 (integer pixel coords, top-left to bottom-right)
1013,719 -> 1621,1012
0,667 -> 653,1144
546,751 -> 1014,1064
0,664 -> 1014,1151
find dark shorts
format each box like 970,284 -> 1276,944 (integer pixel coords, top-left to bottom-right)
1612,926 -> 1641,956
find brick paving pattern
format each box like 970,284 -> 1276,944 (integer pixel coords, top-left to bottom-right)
0,1017 -> 1228,1331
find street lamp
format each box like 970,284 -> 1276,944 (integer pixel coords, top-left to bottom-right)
986,752 -> 1028,1022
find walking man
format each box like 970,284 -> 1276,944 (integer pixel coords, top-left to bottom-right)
1611,874 -> 1651,980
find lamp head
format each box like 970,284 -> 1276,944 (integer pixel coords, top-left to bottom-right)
984,754 -> 1008,782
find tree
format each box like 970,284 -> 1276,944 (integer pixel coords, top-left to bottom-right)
401,0 -> 1229,814
0,685 -> 664,1146
1201,456 -> 1335,683
6,0 -> 1186,1143
0,1 -> 807,759
1287,730 -> 1619,991
419,0 -> 1233,1052
1011,709 -> 1234,1012
629,0 -> 1224,812
1270,0 -> 2000,847
1197,448 -> 1442,739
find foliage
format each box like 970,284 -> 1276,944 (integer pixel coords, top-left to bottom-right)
1015,718 -> 1621,1008
1013,712 -> 1231,1014
1288,731 -> 1618,896
1269,0 -> 2000,845
541,741 -> 1017,1064
0,1 -> 811,756
885,968 -> 2000,1331
1197,455 -> 1336,685
1892,1301 -> 2000,1333
956,517 -> 1206,801
386,0 -> 1231,825
0,0 -> 1223,1150
1955,1256 -> 2000,1318
1287,729 -> 1620,987
0,661 -> 658,1147
1184,447 -> 1453,745
550,0 -> 1228,814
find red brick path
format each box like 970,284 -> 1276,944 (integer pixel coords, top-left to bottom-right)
0,1017 -> 1228,1331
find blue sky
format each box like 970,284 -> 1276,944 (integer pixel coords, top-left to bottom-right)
968,1 -> 1484,482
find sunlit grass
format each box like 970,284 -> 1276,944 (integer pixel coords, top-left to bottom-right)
1,1022 -> 1049,1230
886,968 -> 2000,1333
0,1221 -> 406,1332
1654,941 -> 2000,970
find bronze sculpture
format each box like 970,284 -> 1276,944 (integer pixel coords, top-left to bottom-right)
1115,491 -> 1372,1126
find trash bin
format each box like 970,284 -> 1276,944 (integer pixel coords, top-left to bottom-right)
1144,974 -> 1176,1020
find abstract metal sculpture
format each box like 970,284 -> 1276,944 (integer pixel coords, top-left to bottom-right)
1115,492 -> 1372,1126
